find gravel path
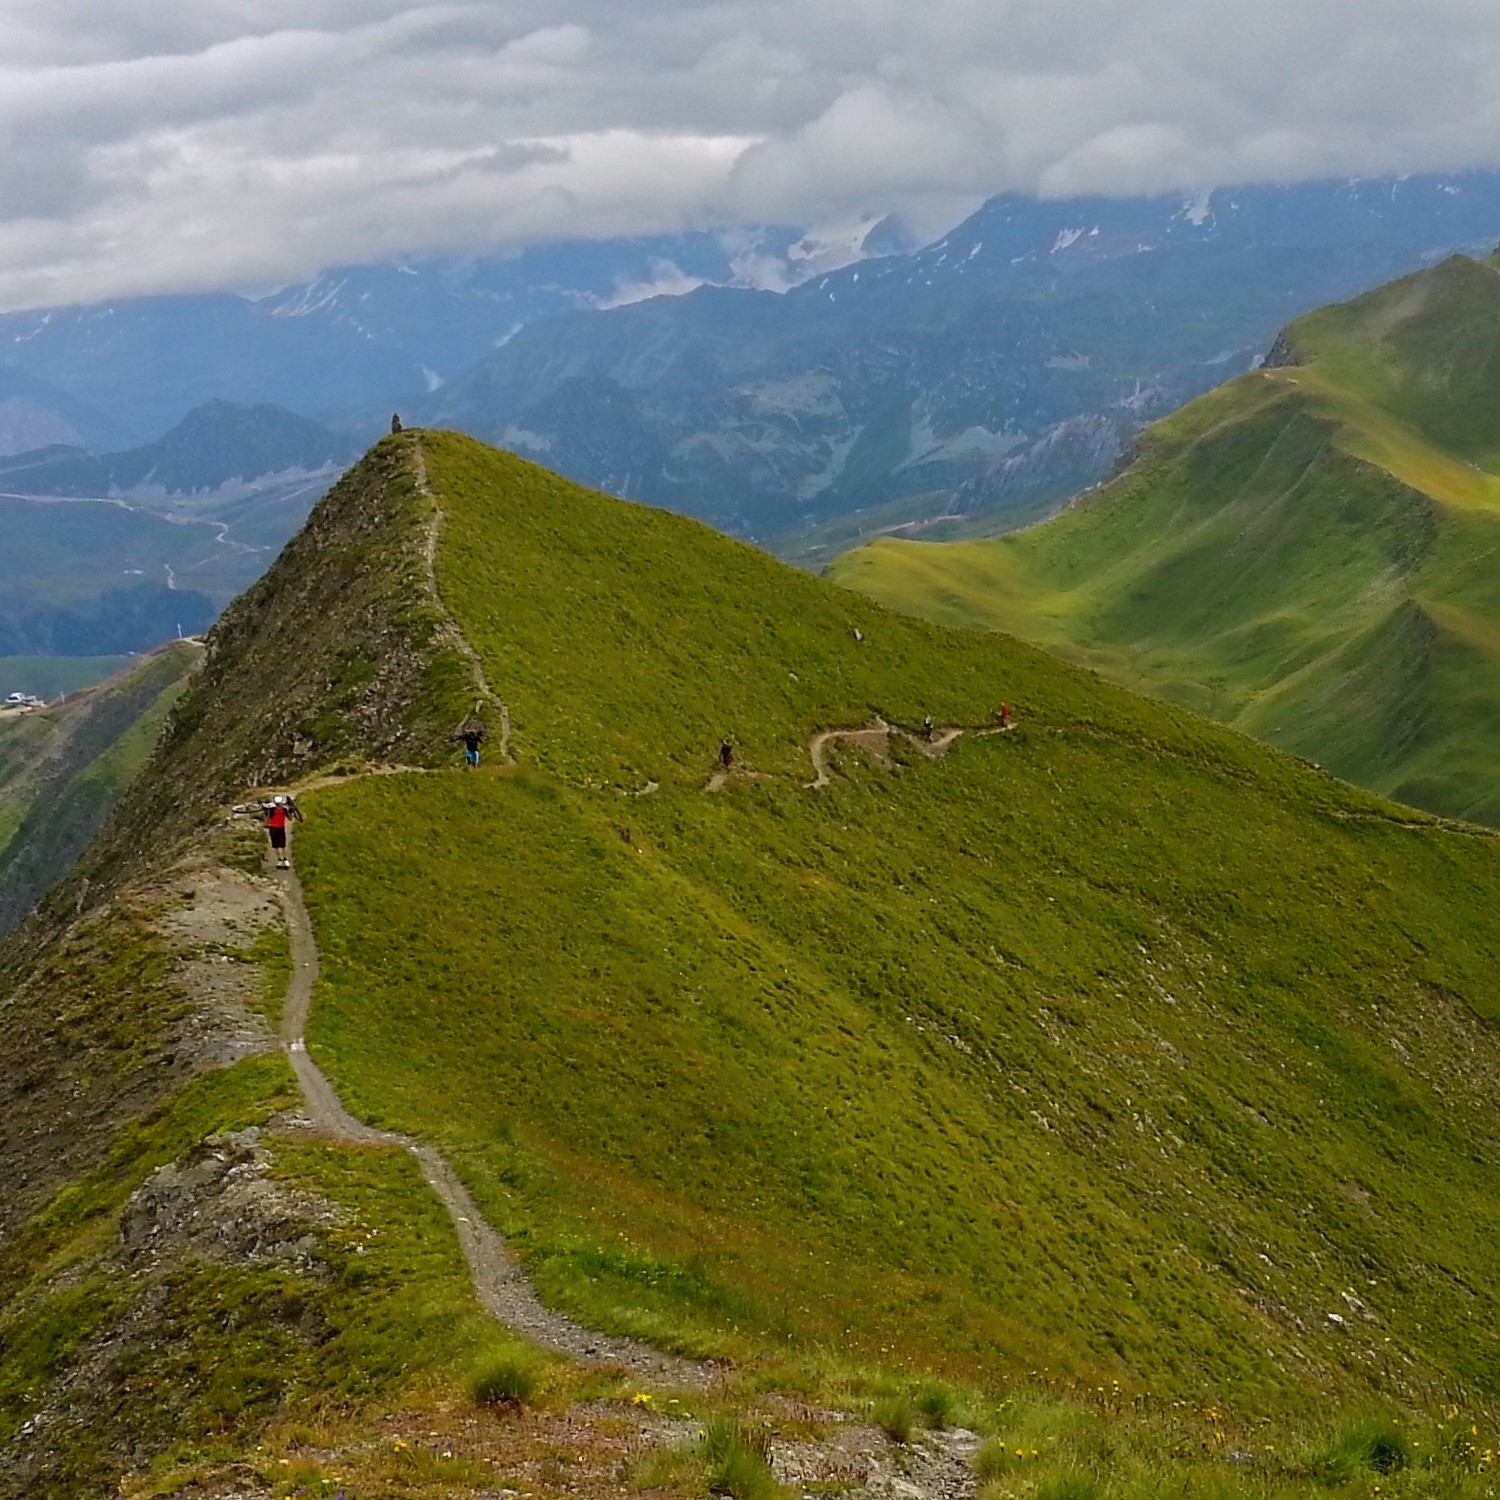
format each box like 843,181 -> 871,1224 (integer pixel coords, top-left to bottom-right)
275,862 -> 713,1385
411,436 -> 513,762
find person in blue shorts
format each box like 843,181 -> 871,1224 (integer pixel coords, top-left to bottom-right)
453,724 -> 485,768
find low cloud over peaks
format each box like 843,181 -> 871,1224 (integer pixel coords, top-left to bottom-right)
5,0 -> 1500,308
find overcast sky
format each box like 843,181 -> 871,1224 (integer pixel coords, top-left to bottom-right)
4,0 -> 1500,310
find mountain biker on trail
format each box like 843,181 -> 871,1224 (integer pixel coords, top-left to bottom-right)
233,794 -> 303,870
454,724 -> 485,768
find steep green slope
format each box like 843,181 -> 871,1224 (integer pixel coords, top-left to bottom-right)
830,254 -> 1500,825
8,430 -> 1500,1496
0,642 -> 199,934
294,433 -> 1500,1408
0,441 -> 525,1497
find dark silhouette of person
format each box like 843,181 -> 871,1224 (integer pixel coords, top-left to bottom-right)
391,412 -> 403,434
453,725 -> 485,767
719,739 -> 734,771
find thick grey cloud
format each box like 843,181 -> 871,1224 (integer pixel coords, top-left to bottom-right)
4,0 -> 1500,309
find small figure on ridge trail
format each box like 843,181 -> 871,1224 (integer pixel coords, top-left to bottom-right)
454,724 -> 486,768
391,412 -> 403,434
233,794 -> 303,870
997,702 -> 1011,730
923,714 -> 934,742
719,738 -> 734,772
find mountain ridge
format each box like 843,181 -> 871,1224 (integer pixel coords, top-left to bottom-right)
831,252 -> 1500,824
0,399 -> 355,499
7,431 -> 1500,1494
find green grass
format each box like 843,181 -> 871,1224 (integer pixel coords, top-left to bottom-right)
278,434 -> 1500,1413
423,428 -> 1101,786
873,1394 -> 917,1444
0,1054 -> 534,1498
829,255 -> 1500,827
297,749 -> 1500,1405
700,1414 -> 785,1500
468,1351 -> 543,1407
0,642 -> 198,932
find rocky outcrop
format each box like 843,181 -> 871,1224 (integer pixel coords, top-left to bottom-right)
121,1128 -> 341,1270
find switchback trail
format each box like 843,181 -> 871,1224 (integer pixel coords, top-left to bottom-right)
806,719 -> 1011,789
274,860 -> 713,1386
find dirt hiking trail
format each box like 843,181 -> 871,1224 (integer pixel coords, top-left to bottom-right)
274,855 -> 983,1497
275,860 -> 712,1386
411,436 -> 514,762
807,719 -> 1011,789
254,435 -> 1014,1422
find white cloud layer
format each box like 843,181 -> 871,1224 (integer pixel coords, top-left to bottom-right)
5,0 -> 1500,308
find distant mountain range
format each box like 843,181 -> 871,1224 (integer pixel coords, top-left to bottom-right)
0,224 -> 885,453
834,251 -> 1500,825
425,173 -> 1500,557
7,173 -> 1500,659
0,401 -> 354,654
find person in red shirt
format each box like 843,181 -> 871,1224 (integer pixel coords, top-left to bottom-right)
234,793 -> 303,869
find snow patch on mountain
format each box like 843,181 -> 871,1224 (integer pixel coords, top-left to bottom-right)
1182,189 -> 1215,227
1051,227 -> 1090,253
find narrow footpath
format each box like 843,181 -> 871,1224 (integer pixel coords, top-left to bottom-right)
274,856 -> 981,1498
806,718 -> 1010,789
262,429 -> 1002,1411
275,861 -> 712,1386
411,437 -> 513,762
265,713 -> 1012,1376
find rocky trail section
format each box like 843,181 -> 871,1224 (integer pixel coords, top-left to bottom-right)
274,860 -> 712,1386
411,436 -> 513,762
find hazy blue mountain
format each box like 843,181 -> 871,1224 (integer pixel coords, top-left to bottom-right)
0,225 -> 862,449
0,400 -> 356,498
0,402 -> 359,654
0,365 -> 107,456
427,173 -> 1500,557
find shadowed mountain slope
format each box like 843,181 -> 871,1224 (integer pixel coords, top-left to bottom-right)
7,432 -> 1500,1494
831,254 -> 1500,825
0,400 -> 355,499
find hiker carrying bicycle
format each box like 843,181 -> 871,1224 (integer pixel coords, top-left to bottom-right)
233,794 -> 303,870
